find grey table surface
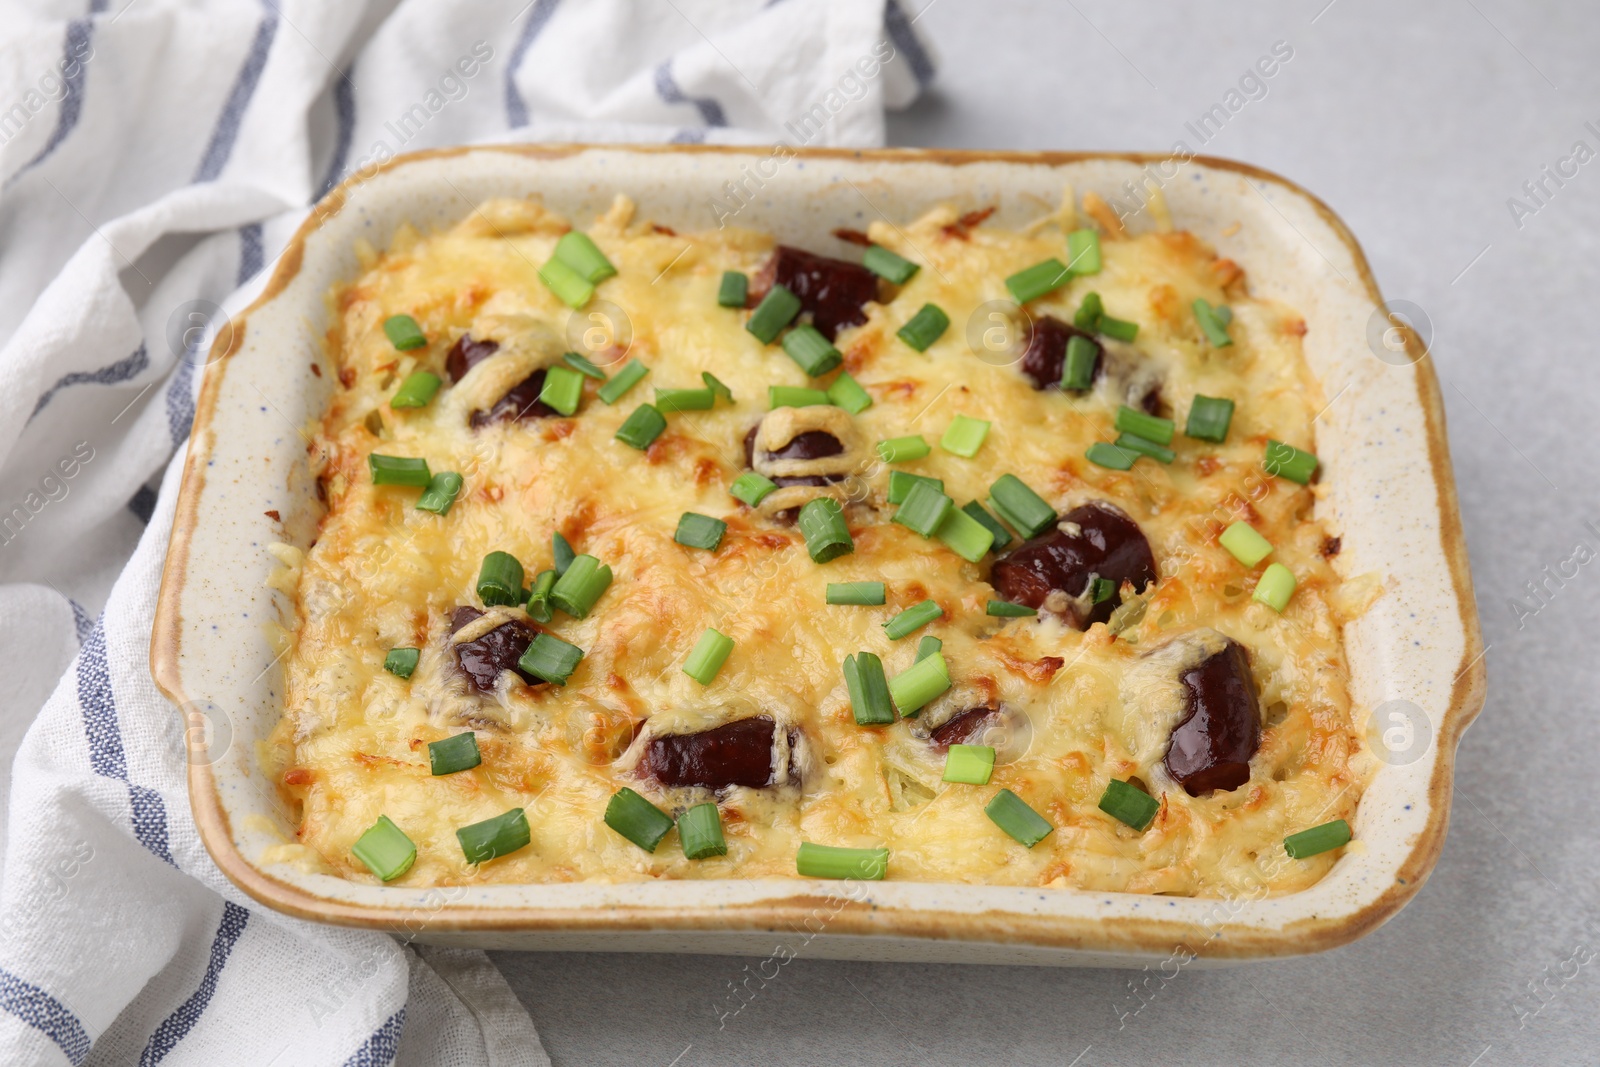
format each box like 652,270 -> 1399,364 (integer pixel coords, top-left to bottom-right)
492,1 -> 1600,1063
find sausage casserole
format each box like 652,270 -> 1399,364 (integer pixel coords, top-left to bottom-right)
265,190 -> 1376,895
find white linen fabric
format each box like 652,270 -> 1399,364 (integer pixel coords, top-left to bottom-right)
0,1 -> 935,1063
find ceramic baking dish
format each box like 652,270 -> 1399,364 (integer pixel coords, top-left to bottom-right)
151,144 -> 1484,966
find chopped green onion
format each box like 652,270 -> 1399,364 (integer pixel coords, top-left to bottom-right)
797,497 -> 854,563
390,371 -> 442,409
1062,335 -> 1098,391
1115,433 -> 1175,464
383,314 -> 426,351
675,512 -> 727,551
369,454 -> 431,486
961,501 -> 1012,552
1086,441 -> 1138,471
887,471 -> 943,506
883,599 -> 942,640
428,732 -> 481,775
1073,291 -> 1104,331
518,632 -> 585,685
563,351 -> 607,380
1252,562 -> 1296,612
1098,779 -> 1159,831
456,807 -> 530,864
615,404 -> 667,449
827,582 -> 886,606
1097,315 -> 1139,342
1066,228 -> 1102,274
826,372 -> 872,414
383,647 -> 420,678
1115,406 -> 1175,446
1193,298 -> 1233,347
683,628 -> 734,685
1220,521 -> 1273,567
940,414 -> 991,458
1284,818 -> 1352,859
538,364 -> 585,416
416,471 -> 464,515
730,471 -> 777,507
352,815 -> 416,881
550,554 -> 612,619
746,284 -> 801,344
934,506 -> 995,563
476,551 -> 524,607
1090,577 -> 1117,604
538,255 -> 596,309
678,802 -> 728,859
986,599 -> 1036,618
1186,395 -> 1235,443
915,635 -> 942,662
604,788 -> 674,852
896,303 -> 949,351
717,270 -> 749,308
843,652 -> 895,725
1005,258 -> 1072,304
863,245 -> 919,284
553,231 -> 617,283
892,480 -> 953,538
597,359 -> 649,404
702,371 -> 734,403
988,475 -> 1056,539
552,532 -> 575,575
768,385 -> 832,409
1263,440 -> 1319,485
943,744 -> 995,785
985,789 -> 1053,847
877,435 -> 930,464
655,387 -> 715,413
796,842 -> 888,880
782,324 -> 843,377
526,568 -> 557,623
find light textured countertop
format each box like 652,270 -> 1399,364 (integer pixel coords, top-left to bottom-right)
494,2 -> 1600,1063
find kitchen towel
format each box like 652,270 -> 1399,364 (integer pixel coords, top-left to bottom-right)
0,1 -> 935,1063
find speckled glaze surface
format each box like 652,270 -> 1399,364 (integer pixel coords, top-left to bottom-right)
151,145 -> 1484,966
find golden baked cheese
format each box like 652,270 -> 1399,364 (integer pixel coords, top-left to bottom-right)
267,190 -> 1374,898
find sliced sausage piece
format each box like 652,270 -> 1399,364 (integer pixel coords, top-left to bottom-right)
766,430 -> 845,461
756,246 -> 877,340
989,502 -> 1157,629
742,424 -> 845,488
470,369 -> 557,427
1163,638 -> 1261,795
638,717 -> 779,789
449,606 -> 542,692
1020,316 -> 1100,391
930,707 -> 999,748
446,335 -> 501,382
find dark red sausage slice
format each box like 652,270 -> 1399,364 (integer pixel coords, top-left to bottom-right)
930,707 -> 999,748
757,246 -> 877,341
469,369 -> 557,427
446,335 -> 501,382
1020,316 -> 1101,391
638,717 -> 779,789
449,606 -> 542,691
767,430 -> 844,461
989,502 -> 1157,629
741,424 -> 845,489
1163,638 -> 1261,795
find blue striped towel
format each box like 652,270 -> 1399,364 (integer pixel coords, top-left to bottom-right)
0,0 -> 934,1063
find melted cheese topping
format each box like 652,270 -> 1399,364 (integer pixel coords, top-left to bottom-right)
271,194 -> 1372,897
